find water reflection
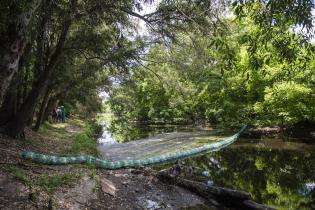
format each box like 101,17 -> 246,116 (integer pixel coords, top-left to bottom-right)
103,123 -> 315,209
97,121 -> 117,145
179,147 -> 315,210
108,122 -> 212,143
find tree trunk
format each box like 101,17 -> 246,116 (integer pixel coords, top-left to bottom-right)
0,73 -> 19,126
21,67 -> 30,107
0,39 -> 26,109
34,87 -> 51,131
5,18 -> 72,138
157,169 -> 275,210
0,43 -> 34,126
27,105 -> 37,127
44,96 -> 59,122
0,0 -> 42,108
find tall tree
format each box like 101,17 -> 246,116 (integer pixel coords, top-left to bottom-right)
0,0 -> 42,107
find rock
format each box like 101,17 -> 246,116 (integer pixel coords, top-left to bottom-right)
130,169 -> 142,175
54,175 -> 97,210
101,178 -> 116,196
146,199 -> 160,210
0,171 -> 35,210
122,181 -> 129,186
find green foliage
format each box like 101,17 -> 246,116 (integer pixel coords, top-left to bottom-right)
254,82 -> 315,126
1,0 -> 314,133
233,0 -> 315,38
107,10 -> 315,129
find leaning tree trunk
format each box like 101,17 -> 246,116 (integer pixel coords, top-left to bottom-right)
5,18 -> 72,138
33,87 -> 51,131
0,0 -> 42,108
43,96 -> 59,122
0,40 -> 26,109
0,73 -> 19,126
157,169 -> 275,210
16,43 -> 32,110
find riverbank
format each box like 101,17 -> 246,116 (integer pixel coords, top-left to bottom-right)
243,121 -> 315,140
0,119 -> 216,210
2,119 -> 314,209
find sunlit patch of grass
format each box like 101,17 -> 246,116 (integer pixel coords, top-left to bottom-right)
70,119 -> 86,128
39,122 -> 72,140
37,118 -> 98,155
49,123 -> 68,129
70,131 -> 97,155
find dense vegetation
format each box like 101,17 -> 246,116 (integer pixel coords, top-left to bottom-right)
107,1 -> 315,130
0,0 -> 314,138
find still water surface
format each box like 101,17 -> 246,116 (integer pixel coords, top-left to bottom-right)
97,124 -> 315,210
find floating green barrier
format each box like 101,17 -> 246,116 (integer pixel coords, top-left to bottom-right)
21,125 -> 247,169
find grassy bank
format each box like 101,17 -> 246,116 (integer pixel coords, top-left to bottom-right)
1,118 -> 100,197
37,119 -> 99,155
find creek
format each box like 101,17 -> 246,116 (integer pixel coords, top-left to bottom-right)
97,123 -> 315,210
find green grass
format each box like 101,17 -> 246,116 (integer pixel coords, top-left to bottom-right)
71,130 -> 97,155
35,173 -> 82,193
39,122 -> 70,139
70,119 -> 86,129
8,166 -> 30,184
37,119 -> 98,155
4,118 -> 100,200
7,166 -> 82,193
69,121 -> 98,155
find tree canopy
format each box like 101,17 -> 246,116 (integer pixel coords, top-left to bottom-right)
0,0 -> 314,137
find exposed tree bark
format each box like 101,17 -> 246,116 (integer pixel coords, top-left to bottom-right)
33,0 -> 53,79
0,43 -> 34,126
0,38 -> 26,109
0,0 -> 42,108
16,43 -> 32,110
5,17 -> 72,138
0,73 -> 19,126
21,67 -> 30,107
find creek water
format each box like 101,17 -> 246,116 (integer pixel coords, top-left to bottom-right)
97,123 -> 315,210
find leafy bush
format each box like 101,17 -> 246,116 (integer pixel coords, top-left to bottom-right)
254,82 -> 315,126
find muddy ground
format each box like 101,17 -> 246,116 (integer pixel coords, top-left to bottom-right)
0,120 -> 216,210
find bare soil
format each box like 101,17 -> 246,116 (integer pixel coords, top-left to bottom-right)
0,121 -> 214,210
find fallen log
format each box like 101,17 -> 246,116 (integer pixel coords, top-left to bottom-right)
157,169 -> 275,210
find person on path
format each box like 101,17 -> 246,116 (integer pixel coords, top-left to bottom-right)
56,107 -> 62,122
